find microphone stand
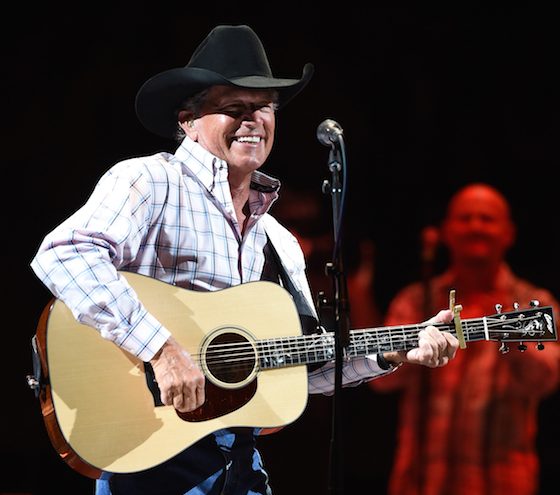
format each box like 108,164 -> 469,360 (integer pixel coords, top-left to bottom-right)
321,138 -> 350,495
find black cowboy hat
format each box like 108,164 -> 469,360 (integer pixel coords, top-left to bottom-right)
135,24 -> 314,138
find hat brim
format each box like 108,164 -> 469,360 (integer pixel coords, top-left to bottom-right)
135,63 -> 314,138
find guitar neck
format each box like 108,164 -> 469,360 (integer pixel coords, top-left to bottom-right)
258,319 -> 484,370
258,304 -> 558,370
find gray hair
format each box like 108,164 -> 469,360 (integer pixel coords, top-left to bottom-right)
174,88 -> 212,143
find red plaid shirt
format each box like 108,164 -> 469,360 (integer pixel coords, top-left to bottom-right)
370,264 -> 560,495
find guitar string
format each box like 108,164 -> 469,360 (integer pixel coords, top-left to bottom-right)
199,317 -> 543,364
191,316 -> 548,371
201,316 -> 539,356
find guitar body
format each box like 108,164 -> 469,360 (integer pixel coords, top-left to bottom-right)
38,272 -> 307,476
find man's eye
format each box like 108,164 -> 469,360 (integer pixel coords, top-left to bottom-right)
221,106 -> 244,115
216,103 -> 275,116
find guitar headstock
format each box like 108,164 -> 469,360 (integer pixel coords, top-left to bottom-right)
485,303 -> 557,353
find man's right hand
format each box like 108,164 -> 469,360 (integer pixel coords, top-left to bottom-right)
149,336 -> 206,413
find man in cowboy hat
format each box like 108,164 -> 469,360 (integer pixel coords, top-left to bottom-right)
31,25 -> 459,494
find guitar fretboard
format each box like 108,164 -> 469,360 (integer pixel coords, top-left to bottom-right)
255,309 -> 555,370
256,320 -> 487,369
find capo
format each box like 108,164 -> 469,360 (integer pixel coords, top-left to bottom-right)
449,289 -> 466,349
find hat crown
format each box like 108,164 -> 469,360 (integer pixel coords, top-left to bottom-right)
187,25 -> 273,79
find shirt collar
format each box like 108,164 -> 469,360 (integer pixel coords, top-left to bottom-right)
173,136 -> 281,194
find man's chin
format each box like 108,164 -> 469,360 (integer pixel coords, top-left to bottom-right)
228,156 -> 267,173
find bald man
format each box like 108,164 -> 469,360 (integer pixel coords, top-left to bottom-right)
370,183 -> 560,495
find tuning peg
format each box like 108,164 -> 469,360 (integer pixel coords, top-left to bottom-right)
517,342 -> 527,352
513,302 -> 520,310
530,300 -> 540,307
495,304 -> 502,314
536,342 -> 545,351
499,342 -> 509,354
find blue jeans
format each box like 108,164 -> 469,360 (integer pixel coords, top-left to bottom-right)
94,430 -> 272,495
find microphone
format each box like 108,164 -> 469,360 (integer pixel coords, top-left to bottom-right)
316,119 -> 343,147
421,225 -> 439,264
420,225 -> 439,319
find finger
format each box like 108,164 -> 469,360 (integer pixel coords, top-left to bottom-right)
435,327 -> 450,355
195,381 -> 205,408
177,377 -> 202,411
161,385 -> 178,406
436,356 -> 449,367
164,388 -> 179,407
173,392 -> 186,411
435,334 -> 449,365
427,326 -> 450,365
423,309 -> 453,325
173,386 -> 197,412
407,346 -> 437,367
431,330 -> 458,366
443,331 -> 460,359
409,329 -> 438,366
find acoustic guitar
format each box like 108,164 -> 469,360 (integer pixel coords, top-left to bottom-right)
28,271 -> 557,478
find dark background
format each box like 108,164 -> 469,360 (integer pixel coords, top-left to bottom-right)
3,8 -> 559,494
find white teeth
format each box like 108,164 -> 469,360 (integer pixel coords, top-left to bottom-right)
236,136 -> 261,143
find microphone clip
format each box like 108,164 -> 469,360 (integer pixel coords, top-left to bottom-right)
327,146 -> 342,173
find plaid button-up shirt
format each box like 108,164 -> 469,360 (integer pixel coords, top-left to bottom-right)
31,137 -> 389,395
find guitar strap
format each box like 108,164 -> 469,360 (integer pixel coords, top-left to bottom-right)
263,238 -> 320,337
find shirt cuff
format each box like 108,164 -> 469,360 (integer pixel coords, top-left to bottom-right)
348,354 -> 401,379
365,354 -> 403,376
113,310 -> 171,361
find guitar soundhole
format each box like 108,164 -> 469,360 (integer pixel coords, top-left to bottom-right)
177,328 -> 259,423
204,330 -> 257,388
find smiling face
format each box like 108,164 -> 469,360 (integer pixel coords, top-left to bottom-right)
441,183 -> 516,267
179,85 -> 278,181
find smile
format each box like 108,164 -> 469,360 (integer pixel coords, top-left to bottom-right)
234,136 -> 262,144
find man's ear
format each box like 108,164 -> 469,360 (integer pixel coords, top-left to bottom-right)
178,110 -> 197,139
178,110 -> 188,123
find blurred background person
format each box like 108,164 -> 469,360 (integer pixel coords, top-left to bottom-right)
369,182 -> 560,495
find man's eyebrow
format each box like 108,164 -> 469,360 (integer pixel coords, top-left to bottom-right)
217,99 -> 275,106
